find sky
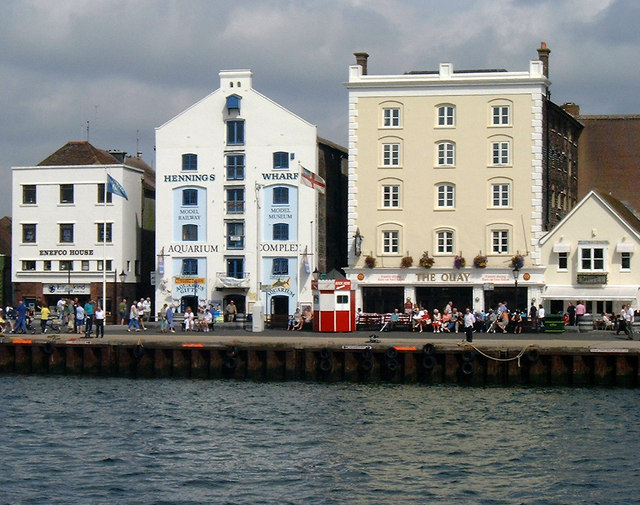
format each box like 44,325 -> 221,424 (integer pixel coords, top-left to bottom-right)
2,0 -> 639,217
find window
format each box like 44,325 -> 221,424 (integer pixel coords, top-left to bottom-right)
492,141 -> 510,165
621,252 -> 631,270
182,189 -> 198,206
382,185 -> 400,208
273,187 -> 289,205
22,261 -> 36,271
227,222 -> 244,249
60,260 -> 73,271
59,224 -> 74,243
272,258 -> 289,275
182,153 -> 198,171
97,223 -> 113,243
382,107 -> 400,127
22,224 -> 36,243
60,184 -> 74,204
382,143 -> 400,166
492,184 -> 510,207
437,105 -> 455,126
227,188 -> 245,213
580,247 -> 605,271
182,224 -> 198,241
273,152 -> 289,169
97,183 -> 113,204
436,230 -> 454,254
97,260 -> 113,271
273,223 -> 289,241
226,154 -> 245,180
227,258 -> 244,279
182,259 -> 198,276
43,260 -> 52,271
23,185 -> 36,204
382,231 -> 399,254
82,260 -> 90,271
227,120 -> 245,145
437,184 -> 455,208
226,94 -> 241,112
492,230 -> 509,253
492,105 -> 510,125
558,252 -> 568,270
437,142 -> 455,166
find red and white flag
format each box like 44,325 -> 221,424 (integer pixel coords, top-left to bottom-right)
300,166 -> 326,194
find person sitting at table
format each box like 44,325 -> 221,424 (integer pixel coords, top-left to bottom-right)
441,311 -> 452,332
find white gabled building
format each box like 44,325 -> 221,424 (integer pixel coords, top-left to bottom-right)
11,141 -> 151,319
539,189 -> 640,315
155,70 -> 336,324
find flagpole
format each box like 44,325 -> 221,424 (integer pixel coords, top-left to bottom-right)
102,169 -> 107,318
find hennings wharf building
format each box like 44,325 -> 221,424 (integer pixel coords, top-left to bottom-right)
345,45 -> 581,314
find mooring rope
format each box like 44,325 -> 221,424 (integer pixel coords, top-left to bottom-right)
458,342 -> 535,367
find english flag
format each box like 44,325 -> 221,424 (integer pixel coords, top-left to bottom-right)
300,166 -> 326,194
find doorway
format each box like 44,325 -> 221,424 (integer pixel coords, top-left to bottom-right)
180,296 -> 198,314
270,295 -> 289,328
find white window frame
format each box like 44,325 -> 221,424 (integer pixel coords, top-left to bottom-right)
491,230 -> 509,254
382,230 -> 399,254
579,246 -> 606,272
437,141 -> 455,166
436,230 -> 454,254
492,105 -> 510,126
491,141 -> 510,166
558,251 -> 568,271
621,252 -> 631,271
382,143 -> 400,167
437,105 -> 455,126
382,107 -> 400,127
382,185 -> 400,208
491,183 -> 510,207
436,184 -> 455,208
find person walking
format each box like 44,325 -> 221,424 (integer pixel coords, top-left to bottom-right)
40,304 -> 50,334
94,305 -> 105,338
567,302 -> 576,326
84,299 -> 95,337
617,305 -> 627,336
225,300 -> 238,322
119,298 -> 128,325
159,303 -> 168,333
166,304 -> 175,333
624,304 -> 634,340
14,301 -> 28,334
75,303 -> 85,335
575,301 -> 586,326
463,307 -> 476,343
128,302 -> 140,332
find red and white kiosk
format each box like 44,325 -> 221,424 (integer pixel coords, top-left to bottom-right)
312,279 -> 356,332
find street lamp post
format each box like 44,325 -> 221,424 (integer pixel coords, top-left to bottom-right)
512,266 -> 521,312
119,270 -> 127,301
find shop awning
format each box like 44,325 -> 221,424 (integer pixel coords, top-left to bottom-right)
542,285 -> 638,301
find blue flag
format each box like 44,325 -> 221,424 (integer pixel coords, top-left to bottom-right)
107,174 -> 128,200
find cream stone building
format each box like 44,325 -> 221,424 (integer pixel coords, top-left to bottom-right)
539,190 -> 640,317
345,49 -> 563,314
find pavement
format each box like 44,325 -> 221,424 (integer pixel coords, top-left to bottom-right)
4,322 -> 639,352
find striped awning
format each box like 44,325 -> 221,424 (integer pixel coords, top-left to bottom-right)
542,285 -> 638,301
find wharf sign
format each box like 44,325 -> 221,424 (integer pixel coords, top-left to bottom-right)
39,249 -> 94,256
262,172 -> 299,181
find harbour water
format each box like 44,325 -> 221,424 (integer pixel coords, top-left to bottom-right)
1,376 -> 638,505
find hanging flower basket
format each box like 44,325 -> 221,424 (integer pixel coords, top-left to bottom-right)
400,256 -> 413,268
419,251 -> 435,269
473,254 -> 488,268
364,255 -> 376,269
454,255 -> 466,269
511,254 -> 524,270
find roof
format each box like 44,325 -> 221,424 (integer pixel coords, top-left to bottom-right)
38,141 -> 121,166
125,155 -> 156,192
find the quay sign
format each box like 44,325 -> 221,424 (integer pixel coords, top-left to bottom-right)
39,249 -> 94,256
417,272 -> 471,282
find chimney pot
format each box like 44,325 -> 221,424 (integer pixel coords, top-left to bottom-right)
354,52 -> 369,75
537,41 -> 551,78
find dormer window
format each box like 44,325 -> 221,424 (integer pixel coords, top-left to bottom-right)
226,94 -> 241,113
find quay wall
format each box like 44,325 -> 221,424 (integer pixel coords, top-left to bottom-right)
1,340 -> 639,387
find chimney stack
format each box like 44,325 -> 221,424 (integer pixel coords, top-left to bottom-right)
537,41 -> 550,78
561,102 -> 580,116
354,52 -> 369,75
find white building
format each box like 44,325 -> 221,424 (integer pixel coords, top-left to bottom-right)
539,189 -> 640,316
11,141 -> 151,319
155,70 -> 334,324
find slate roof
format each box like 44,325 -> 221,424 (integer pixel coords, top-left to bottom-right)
593,189 -> 640,236
38,141 -> 121,166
